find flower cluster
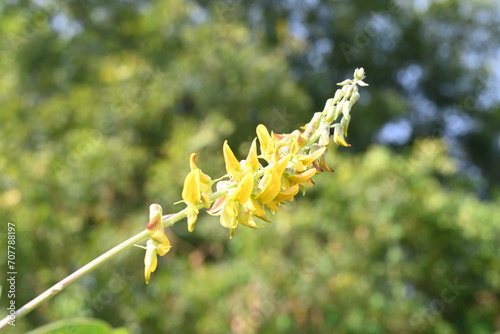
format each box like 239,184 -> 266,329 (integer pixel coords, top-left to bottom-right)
141,68 -> 367,283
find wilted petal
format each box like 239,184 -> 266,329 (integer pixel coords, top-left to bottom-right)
146,203 -> 163,233
312,154 -> 335,173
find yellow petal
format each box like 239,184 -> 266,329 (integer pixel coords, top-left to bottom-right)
187,208 -> 198,232
290,133 -> 308,154
256,124 -> 272,157
265,200 -> 280,211
298,147 -> 327,167
333,124 -> 351,147
246,197 -> 266,217
182,169 -> 201,203
255,169 -> 281,204
254,154 -> 290,203
237,206 -> 263,229
246,138 -> 260,170
156,236 -> 172,256
287,169 -> 317,184
223,140 -> 240,173
144,240 -> 158,284
230,172 -> 254,203
189,153 -> 198,171
274,153 -> 291,176
224,200 -> 239,217
273,184 -> 300,203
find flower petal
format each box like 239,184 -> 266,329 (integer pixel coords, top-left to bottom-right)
223,140 -> 240,173
288,169 -> 317,184
246,197 -> 266,217
144,240 -> 158,284
332,124 -> 351,147
256,124 -> 273,157
182,169 -> 201,203
273,184 -> 300,203
298,147 -> 327,167
255,170 -> 281,204
246,138 -> 260,170
231,172 -> 254,203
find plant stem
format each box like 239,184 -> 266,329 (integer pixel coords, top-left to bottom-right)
0,230 -> 150,329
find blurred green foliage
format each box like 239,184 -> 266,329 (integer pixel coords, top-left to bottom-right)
0,0 -> 499,333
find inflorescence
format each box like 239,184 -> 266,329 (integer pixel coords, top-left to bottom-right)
140,68 -> 368,283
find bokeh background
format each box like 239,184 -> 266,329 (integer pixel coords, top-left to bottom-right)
1,0 -> 499,333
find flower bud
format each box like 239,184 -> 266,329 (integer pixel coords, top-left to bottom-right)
332,89 -> 344,104
354,68 -> 365,81
350,91 -> 360,106
341,114 -> 351,136
342,85 -> 353,99
332,124 -> 350,147
342,99 -> 352,118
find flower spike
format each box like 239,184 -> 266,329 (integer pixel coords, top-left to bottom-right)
140,68 -> 367,283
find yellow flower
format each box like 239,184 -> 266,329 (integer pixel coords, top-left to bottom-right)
208,171 -> 259,238
255,154 -> 290,204
143,204 -> 172,284
181,154 -> 212,232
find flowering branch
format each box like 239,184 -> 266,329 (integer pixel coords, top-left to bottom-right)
141,67 -> 368,283
0,68 -> 367,329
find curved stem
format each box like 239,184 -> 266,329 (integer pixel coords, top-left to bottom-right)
0,230 -> 150,329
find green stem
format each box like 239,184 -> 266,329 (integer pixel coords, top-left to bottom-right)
0,230 -> 150,329
0,192 -> 226,329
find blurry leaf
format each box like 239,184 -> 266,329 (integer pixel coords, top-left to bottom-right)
26,318 -> 130,334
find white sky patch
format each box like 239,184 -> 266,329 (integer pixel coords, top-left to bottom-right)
377,118 -> 413,145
